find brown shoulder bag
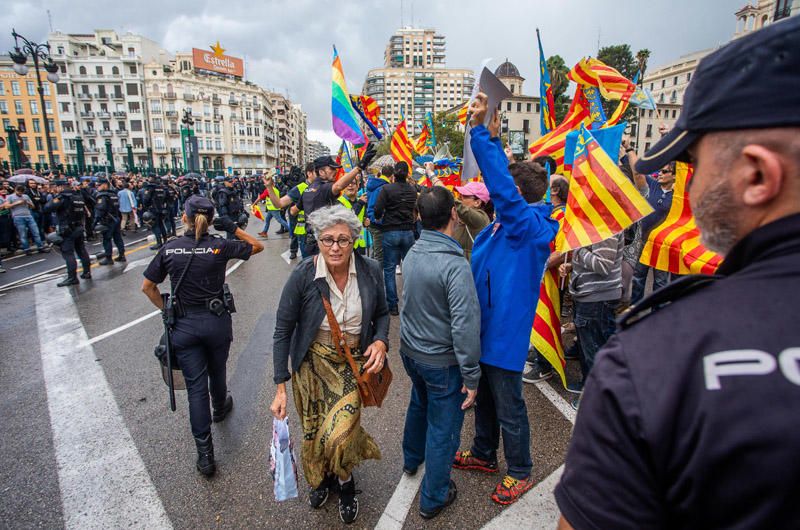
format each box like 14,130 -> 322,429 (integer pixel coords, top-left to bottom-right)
320,293 -> 392,407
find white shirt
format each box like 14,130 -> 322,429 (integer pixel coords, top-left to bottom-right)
315,255 -> 362,335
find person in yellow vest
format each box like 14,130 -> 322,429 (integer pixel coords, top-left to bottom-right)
264,163 -> 316,259
338,178 -> 368,255
256,179 -> 290,239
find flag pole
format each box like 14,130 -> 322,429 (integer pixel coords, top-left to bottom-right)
559,252 -> 569,290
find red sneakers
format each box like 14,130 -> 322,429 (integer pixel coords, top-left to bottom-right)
491,475 -> 536,505
452,450 -> 499,473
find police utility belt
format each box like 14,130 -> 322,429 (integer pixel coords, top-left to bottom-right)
174,284 -> 237,318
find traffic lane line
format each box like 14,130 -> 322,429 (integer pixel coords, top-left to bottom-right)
11,258 -> 46,270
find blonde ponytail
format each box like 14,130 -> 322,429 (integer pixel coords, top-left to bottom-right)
194,214 -> 208,242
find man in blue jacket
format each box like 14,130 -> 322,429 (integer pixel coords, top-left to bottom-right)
365,165 -> 392,262
453,93 -> 558,505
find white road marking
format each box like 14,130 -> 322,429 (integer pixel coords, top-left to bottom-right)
34,281 -> 172,529
11,258 -> 45,269
374,466 -> 425,530
123,257 -> 151,273
534,380 -> 577,425
280,249 -> 292,264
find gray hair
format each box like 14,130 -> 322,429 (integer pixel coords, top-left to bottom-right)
307,205 -> 362,240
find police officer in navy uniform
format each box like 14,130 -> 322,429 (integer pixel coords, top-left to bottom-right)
213,177 -> 247,240
141,196 -> 263,476
556,17 -> 800,530
164,177 -> 179,238
44,179 -> 93,287
94,177 -> 126,265
141,174 -> 169,250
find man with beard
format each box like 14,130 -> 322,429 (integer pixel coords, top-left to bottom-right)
556,16 -> 800,530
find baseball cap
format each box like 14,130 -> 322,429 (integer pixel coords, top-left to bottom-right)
313,155 -> 342,170
636,15 -> 800,174
455,181 -> 491,204
184,195 -> 215,219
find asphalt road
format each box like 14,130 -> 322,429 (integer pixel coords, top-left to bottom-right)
0,222 -> 582,529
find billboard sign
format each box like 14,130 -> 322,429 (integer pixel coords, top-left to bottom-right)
192,41 -> 244,77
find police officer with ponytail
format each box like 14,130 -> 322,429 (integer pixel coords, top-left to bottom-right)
141,196 -> 263,476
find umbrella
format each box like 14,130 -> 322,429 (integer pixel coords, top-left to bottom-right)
184,172 -> 202,179
13,168 -> 35,176
369,154 -> 395,169
8,174 -> 47,184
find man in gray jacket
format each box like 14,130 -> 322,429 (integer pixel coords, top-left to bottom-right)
400,186 -> 481,520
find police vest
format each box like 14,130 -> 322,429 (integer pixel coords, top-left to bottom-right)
338,195 -> 366,249
60,192 -> 86,226
97,191 -> 120,220
144,185 -> 167,212
266,186 -> 281,211
294,182 -> 308,236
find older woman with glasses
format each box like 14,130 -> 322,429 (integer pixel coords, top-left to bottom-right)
271,204 -> 389,524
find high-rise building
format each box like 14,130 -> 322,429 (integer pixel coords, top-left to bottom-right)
47,30 -> 171,169
305,139 -> 330,162
0,55 -> 64,169
363,28 -> 474,134
270,93 -> 307,171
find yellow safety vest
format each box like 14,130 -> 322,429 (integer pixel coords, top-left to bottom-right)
293,182 -> 308,236
266,186 -> 281,211
338,195 -> 366,249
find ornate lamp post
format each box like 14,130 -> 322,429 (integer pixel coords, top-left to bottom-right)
9,29 -> 60,170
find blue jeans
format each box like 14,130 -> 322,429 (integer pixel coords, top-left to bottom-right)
573,299 -> 618,378
471,363 -> 532,480
382,230 -> 415,309
263,209 -> 289,233
401,355 -> 465,512
13,215 -> 43,251
631,262 -> 671,304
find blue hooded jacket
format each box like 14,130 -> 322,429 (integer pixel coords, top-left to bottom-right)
365,175 -> 390,224
470,125 -> 559,372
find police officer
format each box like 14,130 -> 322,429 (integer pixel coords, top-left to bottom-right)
141,196 -> 263,476
556,17 -> 800,529
164,177 -> 179,238
141,174 -> 169,250
213,177 -> 246,240
44,179 -> 93,287
179,177 -> 200,206
94,177 -> 126,265
262,164 -> 315,259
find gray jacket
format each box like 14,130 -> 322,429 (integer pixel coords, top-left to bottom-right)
569,234 -> 624,302
272,254 -> 390,384
400,230 -> 482,389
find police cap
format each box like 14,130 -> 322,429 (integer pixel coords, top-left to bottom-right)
313,155 -> 342,171
52,178 -> 68,185
184,195 -> 215,219
97,177 -> 110,185
637,15 -> 800,174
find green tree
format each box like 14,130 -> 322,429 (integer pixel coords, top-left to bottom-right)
431,111 -> 465,158
547,55 -> 570,124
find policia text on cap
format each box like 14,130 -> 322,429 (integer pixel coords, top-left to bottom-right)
140,196 -> 263,477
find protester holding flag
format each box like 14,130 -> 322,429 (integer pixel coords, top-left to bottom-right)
452,93 -> 558,505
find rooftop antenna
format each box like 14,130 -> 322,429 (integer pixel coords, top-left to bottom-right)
47,9 -> 54,32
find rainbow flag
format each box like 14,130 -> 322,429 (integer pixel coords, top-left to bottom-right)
568,57 -> 637,126
332,46 -> 366,145
531,207 -> 567,387
528,87 -> 591,172
537,29 -> 557,135
639,162 -> 723,274
557,125 -> 653,252
390,117 -> 414,167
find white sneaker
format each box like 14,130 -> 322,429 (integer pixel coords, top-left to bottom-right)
396,265 -> 402,275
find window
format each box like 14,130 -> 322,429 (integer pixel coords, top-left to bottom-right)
517,102 -> 522,112
2,119 -> 9,129
102,121 -> 110,131
126,83 -> 138,96
213,122 -> 221,134
215,140 -> 222,151
11,81 -> 20,95
0,83 -> 5,96
14,100 -> 23,114
205,122 -> 211,133
96,66 -> 103,75
57,83 -> 69,95
128,102 -> 141,113
130,120 -> 143,132
132,138 -> 144,148
0,101 -> 7,114
35,137 -> 43,150
687,72 -> 692,82
506,102 -> 512,111
523,119 -> 529,133
27,81 -> 36,95
672,109 -> 677,119
673,76 -> 678,85
45,101 -> 52,113
32,119 -> 41,132
527,103 -> 532,113
129,65 -> 137,74
79,66 -> 87,75
42,84 -> 50,96
154,137 -> 165,149
112,66 -> 119,75
62,120 -> 74,132
150,100 -> 162,113
152,118 -> 163,131
20,136 -> 29,150
57,46 -> 64,55
645,124 -> 653,138
661,79 -> 666,88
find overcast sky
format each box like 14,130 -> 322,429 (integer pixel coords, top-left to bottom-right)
2,0 -> 742,151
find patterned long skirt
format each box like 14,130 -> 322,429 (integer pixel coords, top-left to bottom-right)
291,340 -> 381,488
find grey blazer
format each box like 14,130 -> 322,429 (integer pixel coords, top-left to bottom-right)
272,253 -> 390,384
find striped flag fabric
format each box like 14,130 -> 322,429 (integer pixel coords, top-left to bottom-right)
556,124 -> 653,252
350,95 -> 383,140
537,29 -> 557,135
457,103 -> 468,125
568,57 -> 637,126
639,162 -> 723,274
251,204 -> 265,221
331,46 -> 366,145
413,125 -> 430,154
390,117 -> 414,167
528,87 -> 592,172
531,207 -> 567,388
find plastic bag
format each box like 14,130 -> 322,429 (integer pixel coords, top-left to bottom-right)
269,417 -> 298,501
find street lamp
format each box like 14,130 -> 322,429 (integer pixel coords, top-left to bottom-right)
9,29 -> 60,170
180,108 -> 196,172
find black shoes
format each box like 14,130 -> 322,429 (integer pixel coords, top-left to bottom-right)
338,476 -> 360,524
150,244 -> 162,251
309,474 -> 334,509
212,395 -> 233,423
97,257 -> 114,265
194,433 -> 216,477
403,466 -> 418,476
389,306 -> 399,316
114,255 -> 126,262
57,276 -> 79,287
289,251 -> 297,260
80,271 -> 92,279
419,480 -> 457,520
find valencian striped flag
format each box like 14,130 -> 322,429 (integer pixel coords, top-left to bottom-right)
639,162 -> 723,274
528,87 -> 591,172
413,124 -> 430,154
568,57 -> 637,126
390,116 -> 414,167
531,207 -> 567,387
349,95 -> 383,140
332,46 -> 366,145
537,29 -> 557,135
456,102 -> 468,125
557,124 -> 653,252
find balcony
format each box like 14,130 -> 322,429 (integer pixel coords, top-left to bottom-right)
150,107 -> 163,114
183,93 -> 195,101
165,110 -> 178,118
97,111 -> 111,119
77,93 -> 92,100
113,147 -> 128,154
85,147 -> 99,154
112,93 -> 124,101
94,93 -> 109,101
168,128 -> 180,136
83,129 -> 97,137
212,96 -> 222,105
80,111 -> 95,118
121,54 -> 140,62
112,111 -> 127,118
116,129 -> 128,137
100,129 -> 113,137
153,127 -> 164,133
229,98 -> 239,106
164,92 -> 177,100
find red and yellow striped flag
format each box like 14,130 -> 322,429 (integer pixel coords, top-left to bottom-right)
457,103 -> 468,125
361,95 -> 381,127
639,162 -> 723,274
557,125 -> 653,252
390,118 -> 414,167
531,207 -> 567,388
528,87 -> 591,172
568,57 -> 637,126
413,125 -> 430,154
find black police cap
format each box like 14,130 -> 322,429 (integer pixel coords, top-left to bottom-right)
184,195 -> 215,219
97,177 -> 110,185
313,155 -> 342,171
636,15 -> 800,174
